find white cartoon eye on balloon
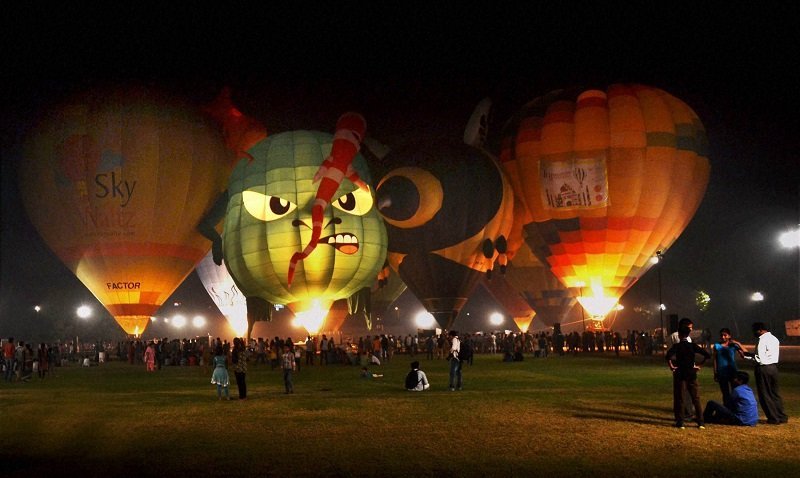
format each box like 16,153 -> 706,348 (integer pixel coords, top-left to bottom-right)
243,191 -> 297,221
331,186 -> 374,216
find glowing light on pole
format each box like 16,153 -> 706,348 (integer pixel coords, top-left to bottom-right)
192,315 -> 206,328
76,305 -> 92,319
489,312 -> 504,326
779,227 -> 800,248
172,314 -> 187,329
415,311 -> 436,329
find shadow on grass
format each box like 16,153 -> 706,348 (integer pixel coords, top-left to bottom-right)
570,402 -> 674,426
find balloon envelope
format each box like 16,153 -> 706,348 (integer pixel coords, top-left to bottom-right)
506,84 -> 710,318
20,86 -> 230,335
195,251 -> 248,337
375,141 -> 514,328
222,130 -> 388,315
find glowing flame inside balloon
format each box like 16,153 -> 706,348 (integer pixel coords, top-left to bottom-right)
576,282 -> 619,318
292,299 -> 328,335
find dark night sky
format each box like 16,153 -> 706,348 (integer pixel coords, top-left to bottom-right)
1,4 -> 798,341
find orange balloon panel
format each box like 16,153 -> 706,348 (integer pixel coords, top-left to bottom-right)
503,240 -> 578,327
20,86 -> 230,335
480,276 -> 534,324
508,84 -> 709,313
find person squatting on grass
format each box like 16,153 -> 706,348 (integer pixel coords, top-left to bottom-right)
405,361 -> 429,391
703,371 -> 758,426
666,324 -> 710,429
210,345 -> 230,400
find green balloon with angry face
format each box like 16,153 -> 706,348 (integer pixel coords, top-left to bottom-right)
222,130 -> 388,309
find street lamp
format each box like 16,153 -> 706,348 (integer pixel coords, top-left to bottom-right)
76,305 -> 92,319
415,311 -> 435,329
192,315 -> 206,328
778,227 -> 800,248
172,314 -> 187,329
655,250 -> 665,347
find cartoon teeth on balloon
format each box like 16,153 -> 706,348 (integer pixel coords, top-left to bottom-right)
202,102 -> 387,335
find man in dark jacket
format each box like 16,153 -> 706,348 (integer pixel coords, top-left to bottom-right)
666,325 -> 711,429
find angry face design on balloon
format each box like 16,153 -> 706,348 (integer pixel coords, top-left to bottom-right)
222,128 -> 388,308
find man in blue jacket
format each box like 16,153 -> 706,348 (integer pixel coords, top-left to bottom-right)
703,371 -> 759,426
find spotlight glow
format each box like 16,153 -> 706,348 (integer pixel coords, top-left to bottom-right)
192,315 -> 206,328
489,312 -> 504,326
415,311 -> 435,329
172,314 -> 187,328
76,305 -> 92,319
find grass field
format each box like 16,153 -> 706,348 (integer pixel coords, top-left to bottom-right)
1,352 -> 798,477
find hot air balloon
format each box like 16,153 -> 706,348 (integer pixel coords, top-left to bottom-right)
195,251 -> 248,337
20,86 -> 231,336
505,84 -> 710,327
347,267 -> 408,330
375,140 -> 514,329
480,276 -> 535,333
220,117 -> 388,334
503,240 -> 579,328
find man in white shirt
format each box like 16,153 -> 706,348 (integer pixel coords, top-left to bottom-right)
448,330 -> 462,391
406,361 -> 430,391
740,322 -> 788,424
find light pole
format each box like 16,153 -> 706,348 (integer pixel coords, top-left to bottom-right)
751,291 -> 768,332
779,226 -> 800,320
654,250 -> 665,348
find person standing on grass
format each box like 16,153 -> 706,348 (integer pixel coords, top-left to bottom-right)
711,328 -> 741,404
703,371 -> 758,426
281,344 -> 295,394
232,338 -> 249,400
4,337 -> 16,382
305,335 -> 315,366
666,325 -> 711,429
738,322 -> 788,425
37,343 -> 49,379
210,345 -> 230,400
448,330 -> 462,391
143,341 -> 156,372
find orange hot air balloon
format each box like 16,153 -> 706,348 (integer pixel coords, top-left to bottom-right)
20,86 -> 230,336
480,276 -> 535,333
503,240 -> 579,327
506,84 -> 710,320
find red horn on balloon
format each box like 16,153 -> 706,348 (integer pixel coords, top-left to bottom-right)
287,112 -> 367,287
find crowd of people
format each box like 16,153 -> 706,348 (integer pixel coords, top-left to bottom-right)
3,321 -> 790,430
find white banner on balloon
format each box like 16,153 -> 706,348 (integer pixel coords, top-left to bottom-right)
540,157 -> 609,210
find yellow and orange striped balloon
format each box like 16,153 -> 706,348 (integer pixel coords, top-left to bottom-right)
20,86 -> 230,335
504,84 -> 710,318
